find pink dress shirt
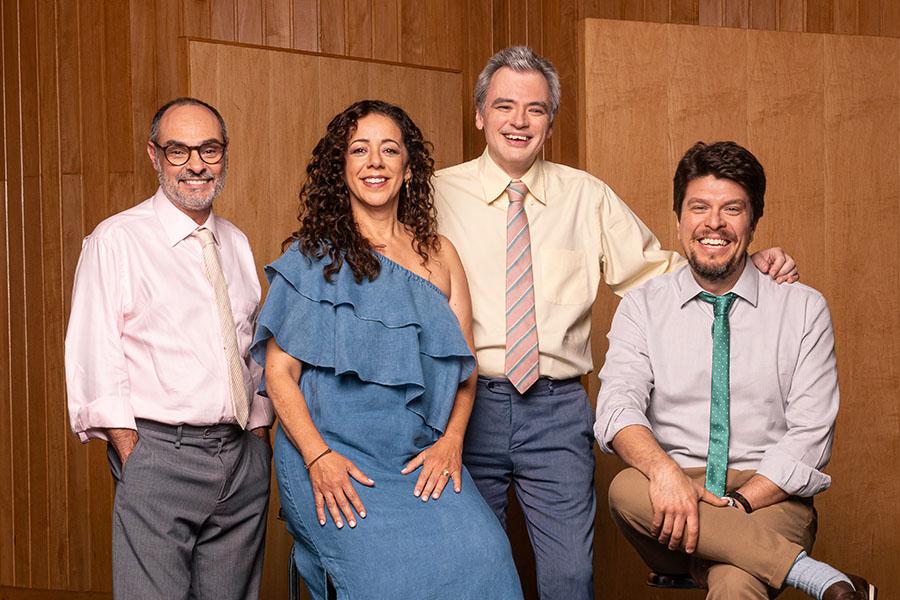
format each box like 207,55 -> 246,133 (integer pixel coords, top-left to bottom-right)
65,188 -> 274,442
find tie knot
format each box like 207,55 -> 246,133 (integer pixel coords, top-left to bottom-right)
193,227 -> 215,247
698,291 -> 737,316
506,180 -> 528,204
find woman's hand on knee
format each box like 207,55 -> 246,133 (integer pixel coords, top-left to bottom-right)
401,435 -> 463,502
309,452 -> 374,528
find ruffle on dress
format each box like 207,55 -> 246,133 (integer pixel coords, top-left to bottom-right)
251,244 -> 476,434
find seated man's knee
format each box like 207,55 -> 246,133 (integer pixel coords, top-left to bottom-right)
608,467 -> 648,516
706,563 -> 770,600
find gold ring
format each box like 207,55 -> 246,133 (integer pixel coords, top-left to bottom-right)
441,469 -> 451,477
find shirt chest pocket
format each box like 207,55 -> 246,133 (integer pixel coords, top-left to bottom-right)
539,248 -> 590,305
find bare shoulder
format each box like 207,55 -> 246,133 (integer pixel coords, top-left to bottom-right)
434,234 -> 463,267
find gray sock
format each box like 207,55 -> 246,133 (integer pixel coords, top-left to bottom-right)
784,551 -> 852,599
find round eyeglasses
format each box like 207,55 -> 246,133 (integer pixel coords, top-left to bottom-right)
153,141 -> 227,166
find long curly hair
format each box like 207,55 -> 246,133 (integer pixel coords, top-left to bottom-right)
285,100 -> 438,283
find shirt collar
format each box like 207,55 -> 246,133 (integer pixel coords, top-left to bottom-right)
677,255 -> 759,308
476,149 -> 547,206
152,187 -> 219,247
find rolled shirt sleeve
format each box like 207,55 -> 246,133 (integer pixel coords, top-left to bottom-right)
596,184 -> 685,297
756,297 -> 838,497
65,236 -> 135,443
595,293 -> 656,453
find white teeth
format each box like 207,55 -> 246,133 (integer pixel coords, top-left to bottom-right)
699,238 -> 728,246
505,134 -> 528,141
364,177 -> 386,184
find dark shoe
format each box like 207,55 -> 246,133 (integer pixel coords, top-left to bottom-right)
823,574 -> 878,600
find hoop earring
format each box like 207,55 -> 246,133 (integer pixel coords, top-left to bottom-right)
404,178 -> 410,197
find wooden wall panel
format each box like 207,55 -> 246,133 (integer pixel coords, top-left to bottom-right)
819,32 -> 899,573
582,18 -> 899,599
4,0 -> 900,598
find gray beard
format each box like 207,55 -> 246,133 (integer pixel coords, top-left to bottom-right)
154,157 -> 227,212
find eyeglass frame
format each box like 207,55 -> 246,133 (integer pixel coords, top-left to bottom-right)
151,140 -> 228,166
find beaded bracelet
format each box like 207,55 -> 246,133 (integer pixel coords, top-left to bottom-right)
304,448 -> 332,470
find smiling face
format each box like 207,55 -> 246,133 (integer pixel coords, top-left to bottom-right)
678,175 -> 755,294
475,67 -> 553,179
344,113 -> 410,213
147,103 -> 227,223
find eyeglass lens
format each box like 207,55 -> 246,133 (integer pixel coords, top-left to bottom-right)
164,143 -> 225,166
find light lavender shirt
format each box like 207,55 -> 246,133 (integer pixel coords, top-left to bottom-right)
595,258 -> 838,497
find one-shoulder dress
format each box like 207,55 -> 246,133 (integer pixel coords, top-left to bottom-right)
251,245 -> 523,600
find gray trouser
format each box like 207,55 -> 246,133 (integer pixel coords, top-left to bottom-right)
463,376 -> 596,600
107,419 -> 271,600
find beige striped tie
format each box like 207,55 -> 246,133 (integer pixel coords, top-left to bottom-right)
193,227 -> 249,428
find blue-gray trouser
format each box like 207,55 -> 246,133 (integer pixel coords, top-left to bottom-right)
463,376 -> 596,600
107,419 -> 271,600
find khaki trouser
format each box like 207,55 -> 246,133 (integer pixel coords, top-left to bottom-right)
609,467 -> 817,600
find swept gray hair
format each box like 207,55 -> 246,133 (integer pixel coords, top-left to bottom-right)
474,46 -> 561,122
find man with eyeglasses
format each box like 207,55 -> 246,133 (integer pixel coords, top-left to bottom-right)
65,97 -> 273,600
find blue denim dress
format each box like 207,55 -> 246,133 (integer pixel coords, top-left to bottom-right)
251,245 -> 522,600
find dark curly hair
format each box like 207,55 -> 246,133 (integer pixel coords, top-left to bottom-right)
285,100 -> 438,283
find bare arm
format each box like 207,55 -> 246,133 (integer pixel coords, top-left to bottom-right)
731,474 -> 788,513
612,424 -> 727,553
402,237 -> 478,500
265,338 -> 373,528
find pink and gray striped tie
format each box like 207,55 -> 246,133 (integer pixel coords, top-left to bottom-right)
504,180 -> 540,394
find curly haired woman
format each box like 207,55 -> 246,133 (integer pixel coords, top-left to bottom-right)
251,100 -> 522,599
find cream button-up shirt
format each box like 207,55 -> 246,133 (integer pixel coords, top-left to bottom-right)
433,150 -> 684,379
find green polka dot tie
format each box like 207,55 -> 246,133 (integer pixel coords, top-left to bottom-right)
698,291 -> 737,497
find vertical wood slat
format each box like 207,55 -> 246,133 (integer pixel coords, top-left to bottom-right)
858,0 -> 881,36
236,0 -> 264,44
399,0 -> 426,64
77,1 -> 113,590
346,0 -> 373,58
778,0 -> 805,31
724,0 -> 750,27
36,1 -> 70,588
670,0 -> 699,24
833,0 -> 858,34
644,0 -> 670,23
882,0 -> 900,37
806,0 -> 835,33
318,0 -> 345,54
3,0 -> 32,587
181,0 -> 211,38
264,0 -> 291,48
0,0 -> 14,586
19,0 -> 51,589
154,0 -> 180,107
371,0 -> 400,61
210,0 -> 237,41
54,0 -> 91,592
750,0 -> 777,29
291,0 -> 318,52
38,2 -> 69,589
699,0 -> 724,26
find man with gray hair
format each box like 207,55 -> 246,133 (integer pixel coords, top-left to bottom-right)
65,97 -> 273,599
432,46 -> 798,599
